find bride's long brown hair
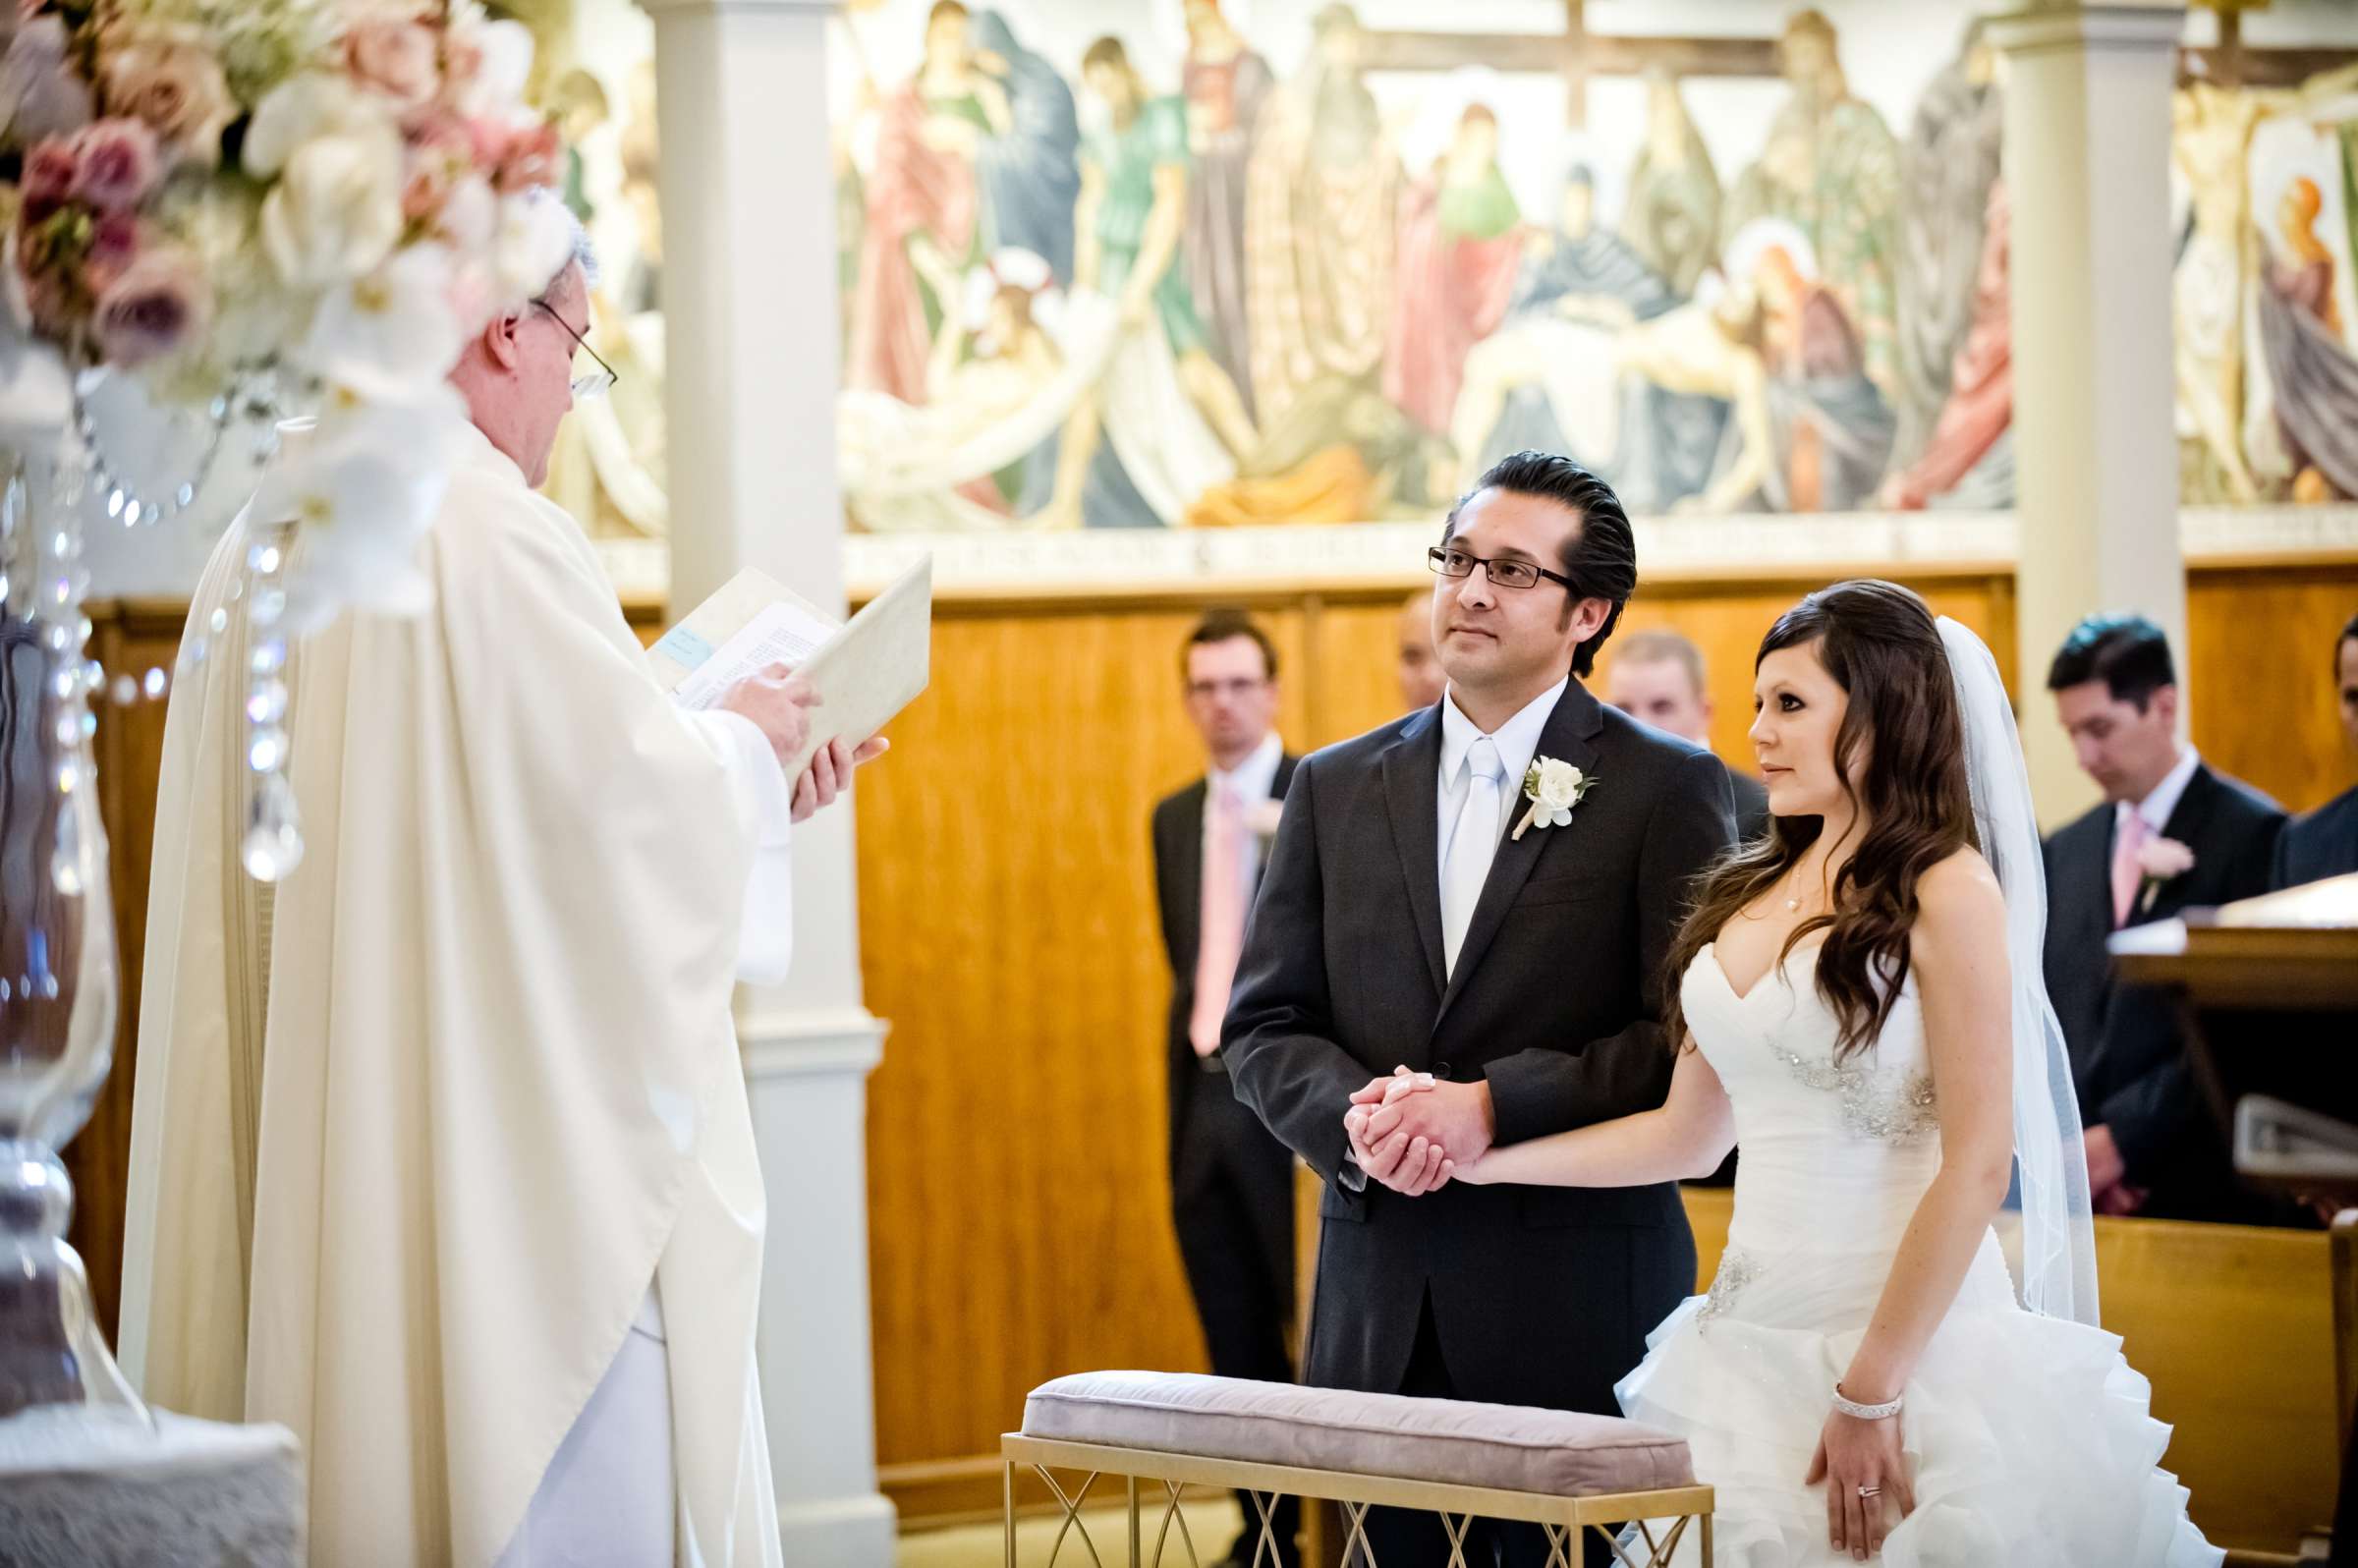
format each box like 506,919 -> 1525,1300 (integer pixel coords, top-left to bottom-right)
1663,581 -> 1976,1061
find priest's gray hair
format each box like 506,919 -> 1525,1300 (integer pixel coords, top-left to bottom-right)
530,188 -> 601,300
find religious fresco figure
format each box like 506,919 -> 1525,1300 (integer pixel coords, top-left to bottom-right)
1450,165 -> 1678,478
1242,3 -> 1399,432
1381,103 -> 1525,437
1721,9 -> 1901,398
1031,36 -> 1253,530
969,11 -> 1081,285
1753,240 -> 1895,512
2173,81 -> 2269,504
2256,172 -> 2358,501
1621,71 -> 1722,299
1881,180 -> 2013,510
844,267 -> 1120,530
845,0 -> 999,405
1180,0 -> 1275,420
1891,23 -> 2002,476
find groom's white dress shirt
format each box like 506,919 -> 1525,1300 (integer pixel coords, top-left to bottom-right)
1437,677 -> 1567,869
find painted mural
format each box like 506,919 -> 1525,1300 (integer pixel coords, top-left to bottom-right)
509,0 -> 2358,542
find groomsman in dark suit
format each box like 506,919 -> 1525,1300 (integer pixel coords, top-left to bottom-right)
1151,609 -> 1302,1568
2040,613 -> 2287,1222
1603,627 -> 1770,842
2273,611 -> 2358,890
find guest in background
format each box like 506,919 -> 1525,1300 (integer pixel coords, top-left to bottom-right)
1149,610 -> 1302,1568
2274,609 -> 2358,888
1603,628 -> 1771,840
1396,588 -> 1446,711
2041,613 -> 2286,1222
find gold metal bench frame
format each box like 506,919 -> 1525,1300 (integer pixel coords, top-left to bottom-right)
1002,1433 -> 1713,1568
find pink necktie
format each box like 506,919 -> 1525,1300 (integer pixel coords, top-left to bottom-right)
2111,811 -> 2153,927
1190,785 -> 1248,1056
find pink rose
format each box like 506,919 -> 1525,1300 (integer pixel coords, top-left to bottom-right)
344,19 -> 439,113
18,136 -> 78,223
99,36 -> 236,169
492,119 -> 560,195
68,118 -> 160,213
90,247 -> 208,366
3,17 -> 96,143
82,210 -> 139,295
400,118 -> 472,221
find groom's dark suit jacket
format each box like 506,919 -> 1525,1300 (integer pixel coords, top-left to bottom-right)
1223,680 -> 1737,1415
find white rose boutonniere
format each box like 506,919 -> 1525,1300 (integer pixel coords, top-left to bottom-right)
1512,756 -> 1596,841
2134,836 -> 2195,915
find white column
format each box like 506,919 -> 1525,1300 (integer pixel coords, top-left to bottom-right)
1989,1 -> 2189,825
633,0 -> 894,1561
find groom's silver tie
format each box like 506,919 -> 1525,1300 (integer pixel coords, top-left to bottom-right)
1441,736 -> 1504,980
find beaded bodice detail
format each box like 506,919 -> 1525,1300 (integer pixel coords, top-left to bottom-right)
1686,939 -> 1939,1148
1679,937 -> 1959,1326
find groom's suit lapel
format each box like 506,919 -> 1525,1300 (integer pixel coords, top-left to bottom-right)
1435,679 -> 1605,1030
1379,704 -> 1449,998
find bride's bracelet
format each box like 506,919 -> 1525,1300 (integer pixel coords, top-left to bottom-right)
1831,1383 -> 1903,1421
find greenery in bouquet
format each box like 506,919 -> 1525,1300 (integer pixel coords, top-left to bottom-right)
0,0 -> 573,626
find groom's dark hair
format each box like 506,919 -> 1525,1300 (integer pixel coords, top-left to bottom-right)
1444,450 -> 1636,679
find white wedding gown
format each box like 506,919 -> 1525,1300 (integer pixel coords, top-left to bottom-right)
1613,939 -> 2222,1567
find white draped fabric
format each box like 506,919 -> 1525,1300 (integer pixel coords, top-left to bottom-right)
120,417 -> 790,1567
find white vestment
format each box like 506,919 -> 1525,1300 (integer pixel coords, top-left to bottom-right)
118,417 -> 791,1567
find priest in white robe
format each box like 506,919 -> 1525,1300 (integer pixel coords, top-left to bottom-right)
115,227 -> 874,1566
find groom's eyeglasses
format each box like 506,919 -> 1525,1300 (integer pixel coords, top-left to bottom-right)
1429,545 -> 1576,593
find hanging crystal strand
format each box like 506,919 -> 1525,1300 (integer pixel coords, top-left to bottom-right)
241,419 -> 303,882
73,368 -> 239,531
0,428 -> 139,1421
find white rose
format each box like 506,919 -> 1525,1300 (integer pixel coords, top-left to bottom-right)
448,20 -> 534,118
244,73 -> 395,178
260,122 -> 406,287
1532,757 -> 1586,811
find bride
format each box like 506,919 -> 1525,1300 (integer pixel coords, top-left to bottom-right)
1360,580 -> 2218,1565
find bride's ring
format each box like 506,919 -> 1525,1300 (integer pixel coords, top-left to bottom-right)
1856,1485 -> 1882,1498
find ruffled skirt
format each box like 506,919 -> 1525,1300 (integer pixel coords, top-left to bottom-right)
1615,1252 -> 2220,1567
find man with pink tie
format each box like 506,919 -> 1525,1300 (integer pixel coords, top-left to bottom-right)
1150,609 -> 1302,1568
2039,612 -> 2286,1223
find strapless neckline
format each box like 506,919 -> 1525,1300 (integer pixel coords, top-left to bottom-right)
1700,935 -> 1827,1006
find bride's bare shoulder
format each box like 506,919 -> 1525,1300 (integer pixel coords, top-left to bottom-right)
1914,847 -> 2007,953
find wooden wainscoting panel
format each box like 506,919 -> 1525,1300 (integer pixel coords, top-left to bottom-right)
66,604 -> 188,1342
858,603 -> 1311,1479
2187,562 -> 2358,814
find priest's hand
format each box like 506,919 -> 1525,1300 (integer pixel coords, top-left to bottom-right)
790,734 -> 890,822
720,663 -> 817,768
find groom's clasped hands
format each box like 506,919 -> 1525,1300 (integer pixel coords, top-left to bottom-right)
1341,1066 -> 1495,1195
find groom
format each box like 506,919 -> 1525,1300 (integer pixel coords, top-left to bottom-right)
1223,452 -> 1736,1566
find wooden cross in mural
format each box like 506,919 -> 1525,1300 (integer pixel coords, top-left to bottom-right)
1352,0 -> 2353,128
2183,0 -> 2358,89
1351,0 -> 1777,129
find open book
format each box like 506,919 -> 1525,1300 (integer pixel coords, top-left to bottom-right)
648,555 -> 932,776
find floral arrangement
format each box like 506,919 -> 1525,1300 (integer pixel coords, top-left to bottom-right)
1,0 -> 570,623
